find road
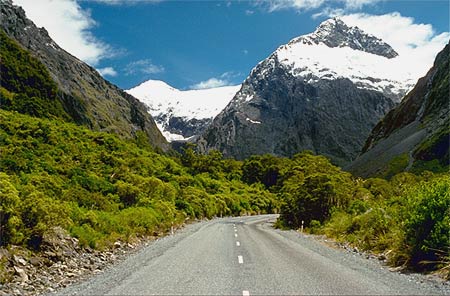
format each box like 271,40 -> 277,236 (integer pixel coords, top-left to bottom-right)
54,215 -> 448,295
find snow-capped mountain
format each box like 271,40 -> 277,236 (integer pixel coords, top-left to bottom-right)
276,18 -> 414,100
199,18 -> 418,165
127,80 -> 240,141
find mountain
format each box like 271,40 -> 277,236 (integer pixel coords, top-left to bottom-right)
0,0 -> 168,150
198,18 -> 416,165
127,80 -> 240,142
347,42 -> 449,177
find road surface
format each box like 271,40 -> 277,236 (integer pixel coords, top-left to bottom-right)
54,215 -> 449,295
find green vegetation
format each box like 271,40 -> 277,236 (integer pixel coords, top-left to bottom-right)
383,153 -> 409,179
413,124 -> 450,173
0,110 -> 279,250
276,166 -> 449,277
0,30 -> 70,121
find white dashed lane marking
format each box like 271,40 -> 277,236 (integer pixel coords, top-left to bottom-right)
238,255 -> 244,264
235,233 -> 238,238
243,291 -> 250,296
236,241 -> 240,246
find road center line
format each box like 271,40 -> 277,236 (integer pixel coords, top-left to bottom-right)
236,241 -> 240,246
242,290 -> 250,296
234,228 -> 237,232
235,233 -> 238,237
238,255 -> 243,264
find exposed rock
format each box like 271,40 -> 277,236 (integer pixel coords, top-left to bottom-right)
126,80 -> 240,142
13,255 -> 26,266
347,42 -> 450,176
0,0 -> 168,150
198,18 -> 411,165
13,266 -> 28,283
0,225 -> 183,296
290,18 -> 398,59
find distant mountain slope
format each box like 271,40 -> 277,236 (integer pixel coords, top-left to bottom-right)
0,0 -> 168,150
198,18 -> 415,165
127,80 -> 240,141
347,42 -> 449,177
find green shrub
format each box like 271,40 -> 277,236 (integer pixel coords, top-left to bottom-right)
0,173 -> 23,245
403,176 -> 450,271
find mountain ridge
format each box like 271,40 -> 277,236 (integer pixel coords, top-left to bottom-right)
290,18 -> 398,59
127,80 -> 240,142
198,17 -> 412,164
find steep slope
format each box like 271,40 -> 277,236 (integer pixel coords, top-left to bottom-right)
347,42 -> 449,177
198,18 -> 415,165
0,0 -> 168,150
0,29 -> 71,121
127,80 -> 240,141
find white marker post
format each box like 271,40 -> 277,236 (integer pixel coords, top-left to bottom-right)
300,220 -> 304,234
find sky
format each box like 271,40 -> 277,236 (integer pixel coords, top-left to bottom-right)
12,0 -> 450,91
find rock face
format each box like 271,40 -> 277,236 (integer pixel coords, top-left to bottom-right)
347,42 -> 449,177
198,18 -> 414,165
127,80 -> 240,142
0,0 -> 168,150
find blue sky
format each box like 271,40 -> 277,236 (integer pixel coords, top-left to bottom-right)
14,0 -> 450,90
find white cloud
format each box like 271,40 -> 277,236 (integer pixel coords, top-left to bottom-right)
260,0 -> 382,12
262,0 -> 325,12
342,0 -> 382,9
13,0 -> 113,66
97,67 -> 117,77
340,12 -> 449,79
190,78 -> 231,90
90,0 -> 163,5
312,7 -> 345,19
245,10 -> 255,15
125,59 -> 165,76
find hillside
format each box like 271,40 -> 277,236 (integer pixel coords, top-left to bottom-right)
0,0 -> 168,150
347,42 -> 449,177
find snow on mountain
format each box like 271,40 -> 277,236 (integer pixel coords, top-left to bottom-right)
126,80 -> 240,141
199,17 -> 419,163
244,18 -> 415,105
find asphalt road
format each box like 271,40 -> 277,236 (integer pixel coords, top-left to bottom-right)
54,215 -> 449,295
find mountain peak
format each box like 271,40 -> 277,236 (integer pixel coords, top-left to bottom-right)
291,17 -> 398,59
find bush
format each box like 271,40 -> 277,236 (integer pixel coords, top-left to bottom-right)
403,176 -> 450,271
0,173 -> 23,245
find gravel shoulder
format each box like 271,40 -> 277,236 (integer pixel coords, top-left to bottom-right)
47,215 -> 449,295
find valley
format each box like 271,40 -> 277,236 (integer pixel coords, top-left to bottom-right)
0,0 -> 448,294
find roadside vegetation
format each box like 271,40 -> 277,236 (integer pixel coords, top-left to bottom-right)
265,155 -> 449,278
0,109 -> 280,253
